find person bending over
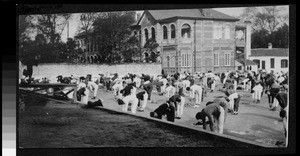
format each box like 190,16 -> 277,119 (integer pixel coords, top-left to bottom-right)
81,98 -> 103,109
195,97 -> 230,134
150,101 -> 175,122
169,94 -> 185,119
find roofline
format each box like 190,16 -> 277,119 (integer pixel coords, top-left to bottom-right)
157,16 -> 239,23
251,48 -> 289,50
249,55 -> 289,57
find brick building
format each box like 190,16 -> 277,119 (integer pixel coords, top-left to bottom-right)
131,9 -> 240,74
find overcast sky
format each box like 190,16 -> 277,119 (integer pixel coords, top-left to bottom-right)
60,6 -> 288,42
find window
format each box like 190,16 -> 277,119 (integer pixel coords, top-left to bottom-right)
281,59 -> 288,68
225,53 -> 230,66
224,25 -> 231,39
213,25 -> 222,39
144,29 -> 149,41
151,27 -> 155,40
262,61 -> 265,69
171,24 -> 176,39
214,53 -> 219,66
181,24 -> 191,38
253,59 -> 260,68
181,53 -> 192,67
270,58 -> 275,68
163,26 -> 168,39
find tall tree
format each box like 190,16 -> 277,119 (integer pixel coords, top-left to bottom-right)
92,11 -> 136,64
143,38 -> 159,63
31,13 -> 72,45
239,6 -> 288,34
251,28 -> 269,48
76,13 -> 100,43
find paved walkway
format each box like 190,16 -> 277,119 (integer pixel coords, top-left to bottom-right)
89,83 -> 286,147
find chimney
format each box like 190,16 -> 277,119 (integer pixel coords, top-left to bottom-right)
268,43 -> 272,49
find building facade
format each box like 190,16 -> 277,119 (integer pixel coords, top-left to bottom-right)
131,9 -> 240,74
249,46 -> 289,73
74,31 -> 101,63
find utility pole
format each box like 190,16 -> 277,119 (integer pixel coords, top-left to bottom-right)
194,20 -> 197,73
67,20 -> 69,39
244,20 -> 252,72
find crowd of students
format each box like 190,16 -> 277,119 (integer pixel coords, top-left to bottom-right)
19,69 -> 288,139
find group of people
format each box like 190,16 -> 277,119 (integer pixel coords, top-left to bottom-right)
19,69 -> 288,139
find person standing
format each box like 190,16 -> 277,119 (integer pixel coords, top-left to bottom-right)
252,82 -> 263,103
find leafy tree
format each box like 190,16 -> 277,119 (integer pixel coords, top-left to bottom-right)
29,14 -> 72,45
92,11 -> 136,64
121,35 -> 140,63
143,38 -> 159,63
271,23 -> 289,48
239,6 -> 288,34
251,28 -> 269,48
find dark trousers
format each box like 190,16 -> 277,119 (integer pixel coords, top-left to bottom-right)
167,105 -> 175,122
106,81 -> 111,91
268,88 -> 280,104
234,95 -> 241,112
144,83 -> 153,100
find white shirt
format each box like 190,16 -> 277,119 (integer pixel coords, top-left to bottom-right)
112,83 -> 124,91
182,80 -> 191,88
190,85 -> 203,98
159,78 -> 168,85
77,82 -> 87,89
252,84 -> 263,92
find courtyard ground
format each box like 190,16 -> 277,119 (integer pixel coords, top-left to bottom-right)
96,83 -> 286,147
18,82 -> 287,148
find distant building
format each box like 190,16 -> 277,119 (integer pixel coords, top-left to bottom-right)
235,59 -> 258,72
74,30 -> 101,63
131,9 -> 240,74
248,43 -> 289,73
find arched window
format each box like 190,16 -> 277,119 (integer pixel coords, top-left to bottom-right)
163,26 -> 168,39
281,59 -> 288,68
171,24 -> 176,39
144,29 -> 149,41
151,27 -> 156,40
181,24 -> 191,38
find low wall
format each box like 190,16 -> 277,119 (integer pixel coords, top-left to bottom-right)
32,63 -> 162,78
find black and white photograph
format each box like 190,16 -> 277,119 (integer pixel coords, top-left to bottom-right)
16,4 -> 293,154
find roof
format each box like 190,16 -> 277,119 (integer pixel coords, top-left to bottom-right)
250,48 -> 289,57
133,8 -> 239,25
147,9 -> 239,21
236,59 -> 257,66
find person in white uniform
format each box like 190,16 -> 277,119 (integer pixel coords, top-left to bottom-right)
165,84 -> 176,98
186,84 -> 203,108
252,82 -> 263,103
